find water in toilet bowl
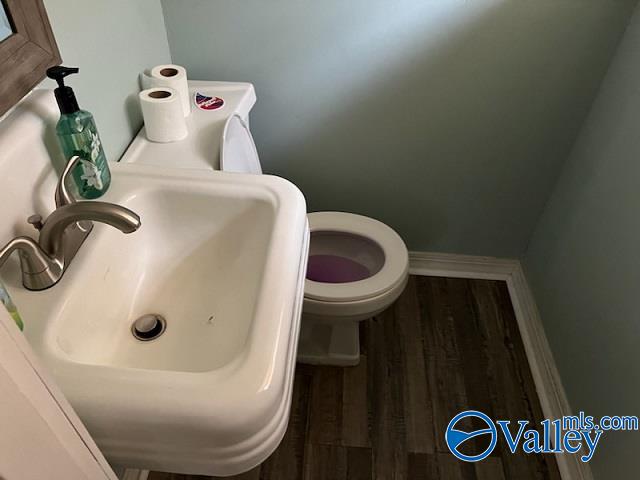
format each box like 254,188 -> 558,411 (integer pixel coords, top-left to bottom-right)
306,254 -> 371,283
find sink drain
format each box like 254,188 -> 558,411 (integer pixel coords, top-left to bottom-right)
131,314 -> 166,341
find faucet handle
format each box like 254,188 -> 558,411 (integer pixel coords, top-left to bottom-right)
27,214 -> 44,231
55,155 -> 81,208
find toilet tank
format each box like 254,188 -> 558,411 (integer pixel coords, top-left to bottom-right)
121,80 -> 259,172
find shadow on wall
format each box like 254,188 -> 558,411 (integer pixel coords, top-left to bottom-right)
163,0 -> 636,256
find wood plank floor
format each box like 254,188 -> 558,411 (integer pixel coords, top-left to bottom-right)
149,276 -> 561,480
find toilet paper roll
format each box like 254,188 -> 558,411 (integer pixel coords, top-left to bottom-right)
148,64 -> 191,117
139,87 -> 188,143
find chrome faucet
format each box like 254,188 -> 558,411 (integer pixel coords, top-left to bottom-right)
0,156 -> 141,290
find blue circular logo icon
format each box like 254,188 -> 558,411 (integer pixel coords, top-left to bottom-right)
445,410 -> 497,462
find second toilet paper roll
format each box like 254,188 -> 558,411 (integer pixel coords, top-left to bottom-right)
146,64 -> 191,117
139,87 -> 188,143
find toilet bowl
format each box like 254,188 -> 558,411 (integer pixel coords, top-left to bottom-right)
299,211 -> 409,365
222,114 -> 409,365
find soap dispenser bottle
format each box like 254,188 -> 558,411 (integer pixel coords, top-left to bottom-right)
46,66 -> 111,199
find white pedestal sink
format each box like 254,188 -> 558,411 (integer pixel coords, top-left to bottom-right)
7,162 -> 309,476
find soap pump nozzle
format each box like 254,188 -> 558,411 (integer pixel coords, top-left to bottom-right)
46,66 -> 80,114
46,66 -> 79,88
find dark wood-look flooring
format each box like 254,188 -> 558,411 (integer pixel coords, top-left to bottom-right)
149,276 -> 560,480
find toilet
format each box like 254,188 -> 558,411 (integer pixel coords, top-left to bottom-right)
221,114 -> 409,366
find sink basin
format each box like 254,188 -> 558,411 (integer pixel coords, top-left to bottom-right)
57,173 -> 278,373
7,162 -> 309,475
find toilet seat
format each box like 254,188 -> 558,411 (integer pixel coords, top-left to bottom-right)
305,212 -> 408,303
220,114 -> 262,174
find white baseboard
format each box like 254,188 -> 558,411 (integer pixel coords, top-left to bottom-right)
410,251 -> 593,480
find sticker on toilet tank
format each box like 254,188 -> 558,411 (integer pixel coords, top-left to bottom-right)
194,92 -> 224,111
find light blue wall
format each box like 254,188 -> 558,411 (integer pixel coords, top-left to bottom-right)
42,0 -> 172,161
524,6 -> 640,476
161,0 -> 636,256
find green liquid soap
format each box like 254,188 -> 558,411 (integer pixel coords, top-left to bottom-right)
56,110 -> 111,199
0,282 -> 23,331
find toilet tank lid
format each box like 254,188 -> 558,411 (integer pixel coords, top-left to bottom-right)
220,114 -> 262,174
